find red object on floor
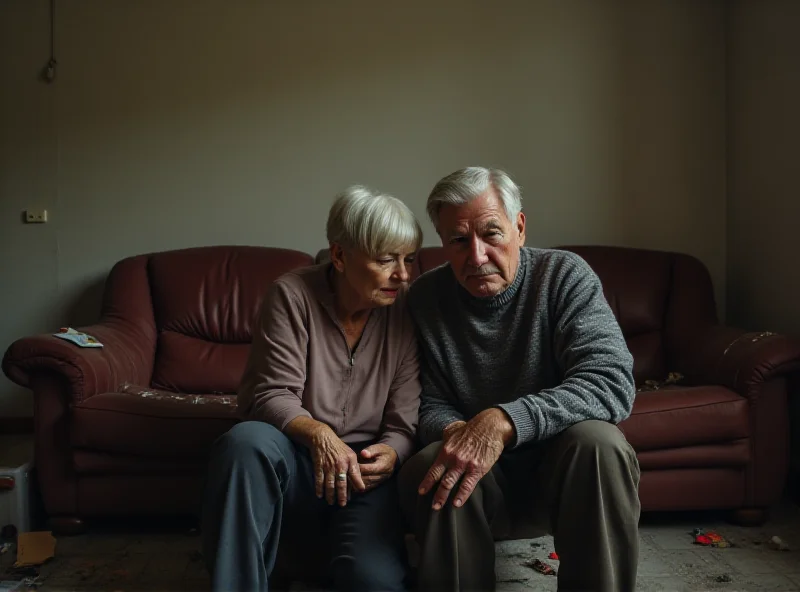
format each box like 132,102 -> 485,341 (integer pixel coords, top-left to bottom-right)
693,530 -> 731,547
548,552 -> 559,560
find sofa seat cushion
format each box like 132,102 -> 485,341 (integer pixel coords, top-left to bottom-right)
73,450 -> 206,476
71,391 -> 239,459
636,440 -> 750,470
619,386 -> 749,451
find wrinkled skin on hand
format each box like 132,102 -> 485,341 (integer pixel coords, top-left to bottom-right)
418,409 -> 515,510
311,426 -> 366,506
358,443 -> 398,491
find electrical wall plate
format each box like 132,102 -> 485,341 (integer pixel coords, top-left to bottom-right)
24,209 -> 48,223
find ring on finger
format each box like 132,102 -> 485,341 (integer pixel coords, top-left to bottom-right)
336,472 -> 347,482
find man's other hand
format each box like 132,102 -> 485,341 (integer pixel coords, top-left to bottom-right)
418,408 -> 515,510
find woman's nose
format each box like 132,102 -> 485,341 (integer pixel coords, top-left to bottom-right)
395,262 -> 410,282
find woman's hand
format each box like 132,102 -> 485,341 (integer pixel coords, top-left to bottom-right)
358,444 -> 398,491
310,425 -> 366,506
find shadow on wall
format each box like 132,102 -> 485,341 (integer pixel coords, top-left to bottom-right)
63,273 -> 107,328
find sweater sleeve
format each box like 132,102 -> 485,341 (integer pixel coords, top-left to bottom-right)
237,279 -> 313,429
497,255 -> 635,447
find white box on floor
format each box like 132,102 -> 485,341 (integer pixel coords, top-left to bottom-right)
0,437 -> 35,534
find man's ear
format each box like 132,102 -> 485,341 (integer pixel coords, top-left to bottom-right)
516,212 -> 526,245
330,243 -> 346,272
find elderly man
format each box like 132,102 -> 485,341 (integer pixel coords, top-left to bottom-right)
398,167 -> 640,592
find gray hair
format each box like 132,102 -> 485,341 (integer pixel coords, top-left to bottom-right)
326,185 -> 423,257
426,167 -> 522,228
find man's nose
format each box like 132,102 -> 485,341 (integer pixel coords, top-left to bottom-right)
467,237 -> 489,267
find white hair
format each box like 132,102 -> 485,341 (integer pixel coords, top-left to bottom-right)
426,167 -> 522,228
326,185 -> 423,257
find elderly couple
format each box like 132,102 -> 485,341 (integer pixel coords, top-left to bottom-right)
201,167 -> 641,592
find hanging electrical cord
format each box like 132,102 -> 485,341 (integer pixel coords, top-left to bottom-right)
42,0 -> 57,83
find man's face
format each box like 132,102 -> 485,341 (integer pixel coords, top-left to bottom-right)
436,189 -> 526,298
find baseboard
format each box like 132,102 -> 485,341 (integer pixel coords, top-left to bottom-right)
0,417 -> 34,434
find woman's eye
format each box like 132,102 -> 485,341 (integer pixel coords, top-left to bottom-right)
378,259 -> 393,265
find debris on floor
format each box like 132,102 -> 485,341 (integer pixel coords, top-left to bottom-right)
692,528 -> 731,548
523,558 -> 557,576
0,544 -> 11,556
19,576 -> 41,589
769,536 -> 790,551
3,566 -> 38,579
548,551 -> 559,560
13,533 -> 55,568
715,573 -> 733,582
72,561 -> 97,582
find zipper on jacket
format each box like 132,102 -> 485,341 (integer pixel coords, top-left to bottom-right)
321,301 -> 370,434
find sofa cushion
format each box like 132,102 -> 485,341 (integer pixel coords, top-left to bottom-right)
73,450 -> 206,476
415,247 -> 450,276
149,246 -> 314,343
147,246 -> 314,392
636,440 -> 750,470
71,391 -> 239,459
151,333 -> 250,393
620,386 -> 749,451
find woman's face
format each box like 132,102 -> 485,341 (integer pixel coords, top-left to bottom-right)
332,246 -> 417,309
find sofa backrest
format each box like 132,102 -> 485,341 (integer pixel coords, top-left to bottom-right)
147,246 -> 314,393
413,245 -> 718,385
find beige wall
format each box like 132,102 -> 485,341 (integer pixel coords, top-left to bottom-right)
726,0 -> 800,336
0,0 -> 726,416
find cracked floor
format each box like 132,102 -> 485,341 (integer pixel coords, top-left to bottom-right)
2,502 -> 800,591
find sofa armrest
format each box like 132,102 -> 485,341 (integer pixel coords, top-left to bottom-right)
2,320 -> 155,404
670,326 -> 800,398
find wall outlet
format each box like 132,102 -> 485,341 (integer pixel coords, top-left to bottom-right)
24,209 -> 48,223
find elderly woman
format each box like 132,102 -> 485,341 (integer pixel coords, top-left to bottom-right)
201,186 -> 423,592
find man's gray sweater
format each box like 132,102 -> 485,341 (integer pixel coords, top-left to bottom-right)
407,247 -> 636,448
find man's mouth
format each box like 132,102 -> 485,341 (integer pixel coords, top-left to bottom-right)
467,266 -> 501,279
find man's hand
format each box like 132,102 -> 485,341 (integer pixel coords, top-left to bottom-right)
418,409 -> 515,510
442,420 -> 467,444
358,444 -> 398,491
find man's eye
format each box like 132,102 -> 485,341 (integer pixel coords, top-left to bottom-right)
449,237 -> 467,244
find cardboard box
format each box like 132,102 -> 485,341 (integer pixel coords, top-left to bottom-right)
0,437 -> 35,534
